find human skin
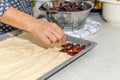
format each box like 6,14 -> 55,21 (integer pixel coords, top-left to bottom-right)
0,7 -> 66,45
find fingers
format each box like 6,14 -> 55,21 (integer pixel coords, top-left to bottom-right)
37,29 -> 66,45
49,23 -> 67,44
44,31 -> 66,44
31,21 -> 67,45
37,34 -> 51,45
45,31 -> 58,43
61,34 -> 67,44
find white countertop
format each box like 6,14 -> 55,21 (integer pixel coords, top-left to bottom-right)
47,13 -> 120,80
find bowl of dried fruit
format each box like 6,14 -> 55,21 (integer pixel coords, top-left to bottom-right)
39,1 -> 94,31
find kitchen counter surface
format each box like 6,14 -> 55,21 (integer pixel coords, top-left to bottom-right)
47,13 -> 120,80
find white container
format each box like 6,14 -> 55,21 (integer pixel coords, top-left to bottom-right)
99,0 -> 120,26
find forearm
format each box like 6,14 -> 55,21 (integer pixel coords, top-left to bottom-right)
0,6 -> 66,44
0,7 -> 39,33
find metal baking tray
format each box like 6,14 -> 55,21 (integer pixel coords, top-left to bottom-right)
0,30 -> 97,80
0,30 -> 22,41
37,35 -> 97,80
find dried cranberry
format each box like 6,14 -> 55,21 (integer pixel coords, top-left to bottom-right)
67,51 -> 78,56
72,45 -> 82,52
81,45 -> 86,50
59,48 -> 67,52
49,1 -> 86,12
61,43 -> 73,47
60,42 -> 86,56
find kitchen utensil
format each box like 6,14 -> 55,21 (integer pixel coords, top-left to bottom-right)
0,30 -> 96,80
99,0 -> 120,26
39,1 -> 94,31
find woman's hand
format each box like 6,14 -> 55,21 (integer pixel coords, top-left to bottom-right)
29,20 -> 66,44
0,7 -> 66,45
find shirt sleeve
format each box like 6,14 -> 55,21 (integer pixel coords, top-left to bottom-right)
0,0 -> 11,17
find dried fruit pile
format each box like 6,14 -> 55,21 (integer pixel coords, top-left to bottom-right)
50,1 -> 86,12
60,43 -> 86,56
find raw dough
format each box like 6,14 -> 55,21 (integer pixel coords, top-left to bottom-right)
0,32 -> 71,80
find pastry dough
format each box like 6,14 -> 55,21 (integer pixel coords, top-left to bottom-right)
0,32 -> 71,80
